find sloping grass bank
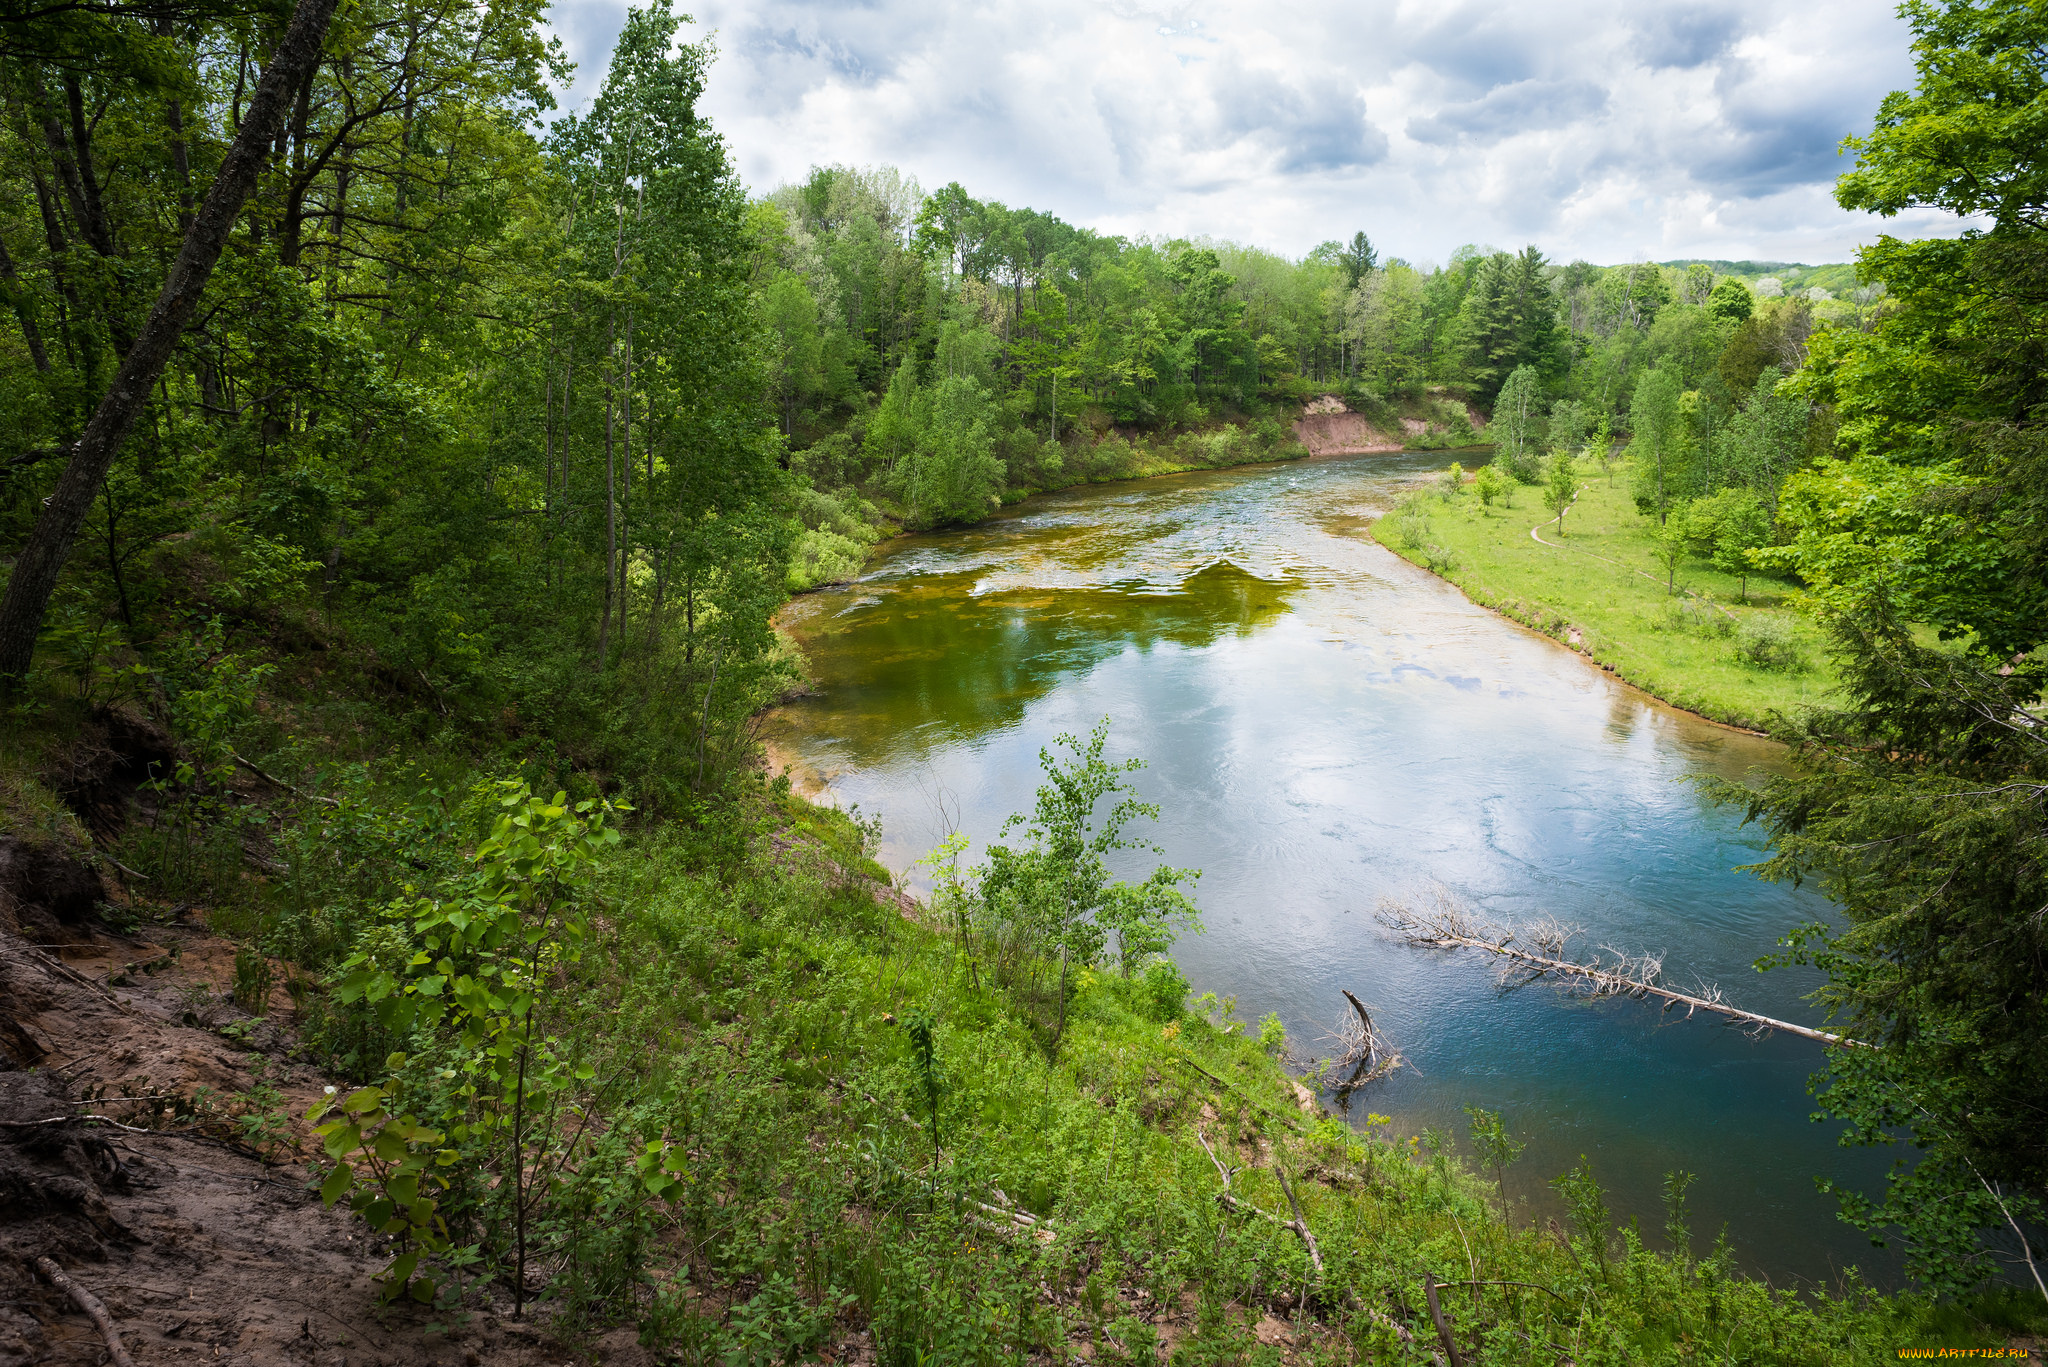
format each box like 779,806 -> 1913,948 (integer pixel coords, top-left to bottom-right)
444,791 -> 2024,1364
12,680 -> 2034,1362
1373,464 -> 1834,731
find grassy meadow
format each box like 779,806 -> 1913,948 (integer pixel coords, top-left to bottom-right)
1372,462 -> 1835,731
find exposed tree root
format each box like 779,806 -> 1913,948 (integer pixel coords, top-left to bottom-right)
36,1256 -> 137,1367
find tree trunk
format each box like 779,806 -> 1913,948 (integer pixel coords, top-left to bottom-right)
0,0 -> 342,686
0,239 -> 51,373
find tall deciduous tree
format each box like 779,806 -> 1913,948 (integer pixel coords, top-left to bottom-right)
0,0 -> 341,682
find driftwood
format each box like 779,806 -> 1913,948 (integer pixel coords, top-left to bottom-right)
0,1115 -> 195,1133
1323,989 -> 1409,1090
1197,1127 -> 1321,1274
965,1187 -> 1056,1246
36,1257 -> 137,1367
1172,1056 -> 1307,1133
1377,892 -> 1860,1048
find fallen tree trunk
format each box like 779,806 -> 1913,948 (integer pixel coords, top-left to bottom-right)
1329,988 -> 1408,1087
1377,895 -> 1862,1049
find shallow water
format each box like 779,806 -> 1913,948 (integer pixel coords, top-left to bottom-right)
767,450 -> 1894,1284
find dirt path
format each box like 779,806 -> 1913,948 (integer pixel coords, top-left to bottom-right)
1,903 -> 647,1366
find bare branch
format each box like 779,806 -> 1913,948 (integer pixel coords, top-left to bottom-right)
1377,889 -> 1863,1048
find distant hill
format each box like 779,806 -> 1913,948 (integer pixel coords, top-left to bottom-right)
1659,259 -> 1862,293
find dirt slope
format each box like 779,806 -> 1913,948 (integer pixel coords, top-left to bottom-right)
0,875 -> 640,1366
1290,396 -> 1404,456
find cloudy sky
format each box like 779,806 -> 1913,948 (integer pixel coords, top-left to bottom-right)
542,0 -> 1961,267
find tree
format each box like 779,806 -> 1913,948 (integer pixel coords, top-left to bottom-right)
1651,511 -> 1688,596
1461,247 -> 1566,400
978,720 -> 1199,1047
1342,230 -> 1377,289
1716,367 -> 1810,507
1548,399 -> 1590,455
0,0 -> 343,683
1708,277 -> 1755,322
1492,365 -> 1543,481
1685,487 -> 1770,602
1473,462 -> 1511,508
1727,0 -> 2048,1293
1545,450 -> 1579,536
1835,0 -> 2048,228
1628,368 -> 1684,522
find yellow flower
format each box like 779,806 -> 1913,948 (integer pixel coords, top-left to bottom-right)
1161,1022 -> 1181,1041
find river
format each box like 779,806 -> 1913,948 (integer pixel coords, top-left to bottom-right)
764,449 -> 1894,1285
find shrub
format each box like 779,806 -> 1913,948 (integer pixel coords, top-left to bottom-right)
1139,958 -> 1189,1022
1473,462 -> 1510,507
1257,1010 -> 1287,1056
1735,616 -> 1802,671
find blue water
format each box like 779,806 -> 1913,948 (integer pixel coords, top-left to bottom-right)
767,450 -> 1895,1285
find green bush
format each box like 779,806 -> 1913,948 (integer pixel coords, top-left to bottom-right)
1735,616 -> 1803,671
1139,958 -> 1189,1022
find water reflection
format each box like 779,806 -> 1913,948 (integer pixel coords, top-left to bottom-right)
768,452 -> 1894,1285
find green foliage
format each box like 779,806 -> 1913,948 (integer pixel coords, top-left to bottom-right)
1544,451 -> 1580,533
1551,1156 -> 1614,1273
977,719 -> 1200,997
1716,611 -> 2048,1292
1491,365 -> 1545,481
1628,369 -> 1685,520
1465,1106 -> 1525,1224
1835,0 -> 2048,227
1733,616 -> 1802,671
1472,461 -> 1512,508
231,946 -> 274,1017
313,780 -> 630,1304
1698,0 -> 2048,1289
1683,486 -> 1773,601
1708,277 -> 1756,322
1137,958 -> 1188,1022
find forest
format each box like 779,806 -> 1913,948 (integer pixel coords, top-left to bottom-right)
0,0 -> 2043,1359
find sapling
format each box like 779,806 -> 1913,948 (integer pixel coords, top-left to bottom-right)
1551,1156 -> 1613,1276
1663,1169 -> 1697,1260
902,1008 -> 942,1198
1545,451 -> 1579,536
1465,1106 -> 1526,1225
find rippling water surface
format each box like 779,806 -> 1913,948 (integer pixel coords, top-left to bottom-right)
766,451 -> 1892,1283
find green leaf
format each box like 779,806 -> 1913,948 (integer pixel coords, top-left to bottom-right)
340,1085 -> 385,1115
319,1163 -> 354,1206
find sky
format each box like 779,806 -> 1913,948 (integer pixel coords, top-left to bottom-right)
540,0 -> 1964,268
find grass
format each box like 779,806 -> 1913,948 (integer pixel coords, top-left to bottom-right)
1372,461 -> 1836,731
491,794 -> 2035,1364
18,675 -> 2038,1361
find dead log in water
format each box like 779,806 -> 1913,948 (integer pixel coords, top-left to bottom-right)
1322,988 -> 1411,1091
1376,891 -> 1863,1049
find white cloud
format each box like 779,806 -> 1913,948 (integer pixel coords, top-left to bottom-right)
541,0 -> 1963,264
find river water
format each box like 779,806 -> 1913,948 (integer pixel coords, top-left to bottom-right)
765,450 -> 1893,1284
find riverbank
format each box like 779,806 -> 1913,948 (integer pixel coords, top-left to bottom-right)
793,397 -> 1453,592
1372,461 -> 1835,732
